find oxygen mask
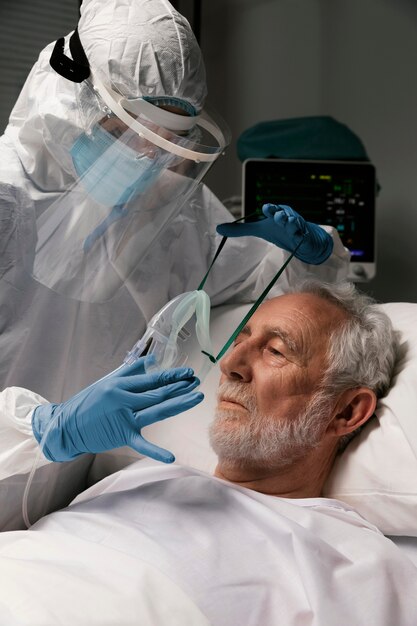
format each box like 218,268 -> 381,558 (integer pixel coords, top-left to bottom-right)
123,211 -> 306,386
124,290 -> 213,383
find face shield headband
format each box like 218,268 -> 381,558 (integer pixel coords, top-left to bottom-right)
33,34 -> 230,303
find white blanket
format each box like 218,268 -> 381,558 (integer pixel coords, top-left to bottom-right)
0,460 -> 416,625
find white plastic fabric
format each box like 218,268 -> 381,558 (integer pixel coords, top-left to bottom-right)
6,0 -> 229,306
0,0 -> 349,403
0,461 -> 416,625
79,0 -> 208,113
0,388 -> 93,531
5,0 -> 208,193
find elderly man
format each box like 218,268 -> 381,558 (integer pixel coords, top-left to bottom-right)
0,280 -> 416,626
210,280 -> 384,497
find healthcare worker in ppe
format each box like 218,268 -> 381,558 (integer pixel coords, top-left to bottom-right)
0,0 -> 348,402
0,0 -> 349,529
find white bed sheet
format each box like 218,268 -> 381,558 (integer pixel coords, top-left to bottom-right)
0,515 -> 210,626
389,536 -> 417,568
1,460 -> 416,626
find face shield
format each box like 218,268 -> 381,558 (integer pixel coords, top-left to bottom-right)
31,68 -> 230,303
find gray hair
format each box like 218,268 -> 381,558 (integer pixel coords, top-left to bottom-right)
287,279 -> 399,450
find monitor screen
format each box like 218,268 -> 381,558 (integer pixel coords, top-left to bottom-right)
243,159 -> 376,263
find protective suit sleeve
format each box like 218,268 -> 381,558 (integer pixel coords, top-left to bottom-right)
0,387 -> 94,531
0,387 -> 51,481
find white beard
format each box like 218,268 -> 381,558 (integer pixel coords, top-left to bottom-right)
209,381 -> 332,470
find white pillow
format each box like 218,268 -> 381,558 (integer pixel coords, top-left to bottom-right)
323,302 -> 417,536
108,301 -> 417,536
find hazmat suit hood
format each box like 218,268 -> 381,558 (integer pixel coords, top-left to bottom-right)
3,0 -> 207,196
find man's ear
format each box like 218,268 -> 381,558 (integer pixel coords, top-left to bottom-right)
326,387 -> 377,437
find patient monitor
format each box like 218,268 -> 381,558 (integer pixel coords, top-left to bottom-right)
242,159 -> 376,281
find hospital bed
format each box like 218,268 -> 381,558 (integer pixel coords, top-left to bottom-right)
1,298 -> 417,625
89,299 -> 417,566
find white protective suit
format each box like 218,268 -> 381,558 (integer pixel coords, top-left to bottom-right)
0,460 -> 416,625
0,0 -> 349,402
0,0 -> 349,529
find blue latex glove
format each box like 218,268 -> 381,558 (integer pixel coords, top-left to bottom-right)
216,203 -> 333,265
32,356 -> 203,464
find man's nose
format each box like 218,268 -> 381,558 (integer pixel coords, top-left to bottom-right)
219,343 -> 252,382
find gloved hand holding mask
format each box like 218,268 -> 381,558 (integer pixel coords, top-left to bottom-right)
32,356 -> 203,464
216,203 -> 333,265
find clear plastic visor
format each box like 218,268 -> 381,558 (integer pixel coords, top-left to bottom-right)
31,76 -> 230,303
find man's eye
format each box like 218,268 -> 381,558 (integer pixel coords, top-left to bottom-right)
269,348 -> 282,356
266,346 -> 285,359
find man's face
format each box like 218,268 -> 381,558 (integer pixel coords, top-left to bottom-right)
210,292 -> 348,469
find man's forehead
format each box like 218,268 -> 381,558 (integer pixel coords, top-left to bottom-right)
261,292 -> 342,319
248,292 -> 344,340
256,293 -> 320,319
